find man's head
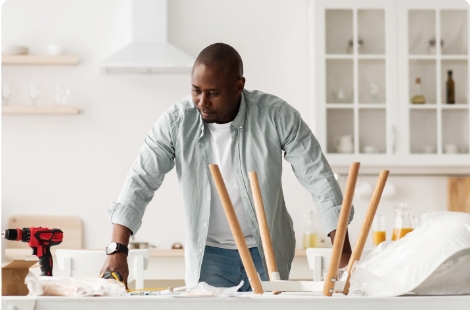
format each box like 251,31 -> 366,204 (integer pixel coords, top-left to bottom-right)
191,43 -> 245,124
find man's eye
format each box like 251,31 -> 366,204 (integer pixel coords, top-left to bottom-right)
192,89 -> 201,94
210,92 -> 219,97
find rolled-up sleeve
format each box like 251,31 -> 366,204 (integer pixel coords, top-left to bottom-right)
108,108 -> 177,234
276,103 -> 354,235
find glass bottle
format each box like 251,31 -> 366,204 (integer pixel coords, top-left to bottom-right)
392,203 -> 414,241
411,78 -> 426,104
303,210 -> 318,249
372,214 -> 386,246
446,70 -> 455,104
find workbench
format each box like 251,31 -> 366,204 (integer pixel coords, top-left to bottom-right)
2,293 -> 469,310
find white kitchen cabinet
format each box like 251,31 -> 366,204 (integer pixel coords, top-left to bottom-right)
308,0 -> 470,169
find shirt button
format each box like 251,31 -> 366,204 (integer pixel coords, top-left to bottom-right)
239,125 -> 243,129
199,248 -> 203,252
207,196 -> 211,200
203,223 -> 207,227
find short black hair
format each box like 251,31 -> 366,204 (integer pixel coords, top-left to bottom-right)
194,43 -> 243,78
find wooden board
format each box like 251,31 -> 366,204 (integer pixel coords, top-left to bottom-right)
6,215 -> 83,250
447,177 -> 470,213
2,54 -> 79,65
2,105 -> 79,115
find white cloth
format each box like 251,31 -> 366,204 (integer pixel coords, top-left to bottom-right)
206,122 -> 256,249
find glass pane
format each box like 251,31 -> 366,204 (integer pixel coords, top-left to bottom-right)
409,109 -> 437,154
441,60 -> 468,104
358,59 -> 386,104
326,59 -> 354,103
358,10 -> 385,55
441,10 -> 468,55
359,109 -> 386,154
409,10 -> 436,55
442,109 -> 469,154
409,60 -> 437,104
326,10 -> 353,54
326,109 -> 354,154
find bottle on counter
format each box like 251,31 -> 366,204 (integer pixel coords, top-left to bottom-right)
446,70 -> 455,104
392,203 -> 414,241
411,77 -> 426,104
303,210 -> 318,249
372,214 -> 386,246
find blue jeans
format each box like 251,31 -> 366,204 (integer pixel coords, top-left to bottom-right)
199,246 -> 269,292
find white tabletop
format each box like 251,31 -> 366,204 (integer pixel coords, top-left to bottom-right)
3,293 -> 470,310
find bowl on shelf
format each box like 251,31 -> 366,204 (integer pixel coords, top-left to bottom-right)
2,45 -> 29,55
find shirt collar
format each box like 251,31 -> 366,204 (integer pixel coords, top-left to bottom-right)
230,90 -> 247,130
197,90 -> 247,138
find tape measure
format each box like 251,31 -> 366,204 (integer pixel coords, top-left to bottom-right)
100,271 -> 124,283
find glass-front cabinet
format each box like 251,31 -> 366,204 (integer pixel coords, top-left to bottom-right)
310,0 -> 470,168
399,0 -> 470,166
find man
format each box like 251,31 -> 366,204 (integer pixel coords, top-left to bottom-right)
101,43 -> 353,291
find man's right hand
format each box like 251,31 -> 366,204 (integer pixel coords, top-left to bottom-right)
100,223 -> 132,289
100,251 -> 129,289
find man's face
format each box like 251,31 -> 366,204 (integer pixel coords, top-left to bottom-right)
191,63 -> 245,124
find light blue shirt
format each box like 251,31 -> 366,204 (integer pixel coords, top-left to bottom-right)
108,89 -> 353,287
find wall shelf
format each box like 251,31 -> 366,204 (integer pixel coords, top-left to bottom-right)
2,105 -> 79,115
1,54 -> 79,65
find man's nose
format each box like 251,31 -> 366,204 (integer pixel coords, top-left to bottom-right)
198,93 -> 210,108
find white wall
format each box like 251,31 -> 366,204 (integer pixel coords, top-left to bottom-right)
1,0 -> 448,262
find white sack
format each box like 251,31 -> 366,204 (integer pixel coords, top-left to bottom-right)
350,211 -> 470,296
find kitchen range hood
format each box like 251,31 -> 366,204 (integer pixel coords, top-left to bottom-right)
100,0 -> 194,74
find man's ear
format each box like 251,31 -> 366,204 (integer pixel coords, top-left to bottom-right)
236,77 -> 246,94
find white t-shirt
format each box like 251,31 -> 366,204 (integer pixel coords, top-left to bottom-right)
206,122 -> 256,249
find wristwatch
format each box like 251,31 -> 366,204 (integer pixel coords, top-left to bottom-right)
106,242 -> 129,256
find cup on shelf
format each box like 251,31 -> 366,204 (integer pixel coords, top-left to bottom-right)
335,135 -> 354,153
29,83 -> 40,105
2,83 -> 11,105
444,144 -> 460,154
423,145 -> 435,154
363,145 -> 378,154
54,84 -> 70,105
47,44 -> 64,56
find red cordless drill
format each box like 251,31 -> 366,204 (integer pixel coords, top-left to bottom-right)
2,227 -> 63,276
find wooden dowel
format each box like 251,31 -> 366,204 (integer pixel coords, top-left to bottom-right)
209,165 -> 264,295
323,162 -> 360,296
342,170 -> 389,295
248,172 -> 279,279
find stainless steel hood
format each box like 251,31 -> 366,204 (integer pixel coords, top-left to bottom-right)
100,0 -> 194,74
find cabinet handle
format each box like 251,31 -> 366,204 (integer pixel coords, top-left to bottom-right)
392,125 -> 396,154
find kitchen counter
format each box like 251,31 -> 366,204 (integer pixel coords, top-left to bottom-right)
3,293 -> 469,310
4,248 -> 307,258
4,249 -> 312,284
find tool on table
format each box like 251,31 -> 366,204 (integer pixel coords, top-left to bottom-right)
128,286 -> 187,296
100,271 -> 124,283
209,162 -> 389,296
2,226 -> 63,276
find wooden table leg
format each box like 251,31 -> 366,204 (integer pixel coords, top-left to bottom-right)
323,162 -> 360,296
209,164 -> 264,295
342,170 -> 389,295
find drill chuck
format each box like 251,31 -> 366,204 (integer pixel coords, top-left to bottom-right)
2,228 -> 29,242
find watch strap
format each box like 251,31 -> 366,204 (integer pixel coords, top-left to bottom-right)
115,243 -> 129,255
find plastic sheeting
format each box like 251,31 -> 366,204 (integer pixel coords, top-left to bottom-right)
350,211 -> 470,296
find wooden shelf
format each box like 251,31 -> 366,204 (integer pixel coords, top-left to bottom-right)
2,105 -> 79,115
2,54 -> 79,65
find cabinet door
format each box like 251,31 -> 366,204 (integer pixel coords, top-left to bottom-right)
398,0 -> 470,166
311,0 -> 398,166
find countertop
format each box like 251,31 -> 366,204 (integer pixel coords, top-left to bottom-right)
2,293 -> 469,310
4,248 -> 307,259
